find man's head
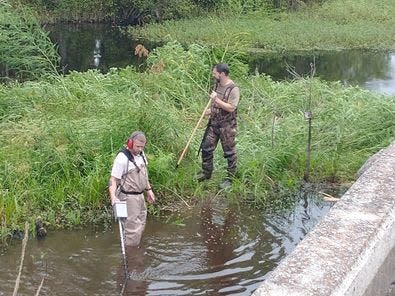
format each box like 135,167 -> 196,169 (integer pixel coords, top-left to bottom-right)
212,63 -> 230,83
127,131 -> 147,155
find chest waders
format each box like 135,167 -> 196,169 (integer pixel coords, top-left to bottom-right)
200,83 -> 238,179
115,148 -> 149,281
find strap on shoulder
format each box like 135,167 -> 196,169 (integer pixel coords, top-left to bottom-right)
120,148 -> 147,172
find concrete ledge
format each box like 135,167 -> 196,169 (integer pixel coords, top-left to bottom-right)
253,141 -> 395,296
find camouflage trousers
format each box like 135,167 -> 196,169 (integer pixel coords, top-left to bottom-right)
201,121 -> 237,178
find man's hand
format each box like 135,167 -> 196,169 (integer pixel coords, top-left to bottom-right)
111,197 -> 120,206
146,189 -> 155,204
210,91 -> 218,102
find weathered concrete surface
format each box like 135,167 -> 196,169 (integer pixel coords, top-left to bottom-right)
364,246 -> 394,296
253,141 -> 395,296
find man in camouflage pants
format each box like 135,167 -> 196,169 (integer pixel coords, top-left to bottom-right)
196,63 -> 240,189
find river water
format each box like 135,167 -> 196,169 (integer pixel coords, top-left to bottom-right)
45,23 -> 395,95
1,189 -> 343,295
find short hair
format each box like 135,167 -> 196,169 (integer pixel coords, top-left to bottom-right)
129,131 -> 146,142
214,63 -> 230,76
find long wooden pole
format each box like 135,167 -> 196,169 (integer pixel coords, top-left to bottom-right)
176,99 -> 211,167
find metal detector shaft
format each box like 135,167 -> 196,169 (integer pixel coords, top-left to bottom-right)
118,219 -> 128,277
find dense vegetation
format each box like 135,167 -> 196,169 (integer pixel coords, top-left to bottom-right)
1,0 -> 395,242
19,0 -> 327,24
0,1 -> 59,81
128,0 -> 395,52
1,41 -> 394,242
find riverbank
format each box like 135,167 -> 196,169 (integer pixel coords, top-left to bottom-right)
1,41 -> 394,243
128,0 -> 395,52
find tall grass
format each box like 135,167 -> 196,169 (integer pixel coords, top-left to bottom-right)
0,1 -> 59,81
0,41 -> 394,242
128,0 -> 395,52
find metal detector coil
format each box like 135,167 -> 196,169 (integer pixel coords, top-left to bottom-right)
113,201 -> 128,220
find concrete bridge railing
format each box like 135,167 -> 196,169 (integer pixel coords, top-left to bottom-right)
253,141 -> 395,296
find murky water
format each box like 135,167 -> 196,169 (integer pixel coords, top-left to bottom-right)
45,23 -> 395,95
250,50 -> 395,95
45,23 -> 157,74
0,192 -> 338,295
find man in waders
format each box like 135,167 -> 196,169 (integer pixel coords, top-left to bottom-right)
108,131 -> 155,247
196,63 -> 240,189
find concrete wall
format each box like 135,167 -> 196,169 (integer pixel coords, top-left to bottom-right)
253,141 -> 395,296
364,246 -> 394,296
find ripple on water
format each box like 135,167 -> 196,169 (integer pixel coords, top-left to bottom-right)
0,194 -> 335,295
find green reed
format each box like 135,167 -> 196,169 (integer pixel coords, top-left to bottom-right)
128,0 -> 395,52
0,1 -> 59,81
1,41 -> 394,243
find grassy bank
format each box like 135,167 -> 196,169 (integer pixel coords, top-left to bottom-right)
1,41 -> 394,241
128,0 -> 395,52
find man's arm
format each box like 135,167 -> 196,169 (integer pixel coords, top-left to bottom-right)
108,176 -> 120,205
212,96 -> 235,112
210,87 -> 239,113
145,180 -> 156,204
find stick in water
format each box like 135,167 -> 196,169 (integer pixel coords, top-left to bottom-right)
35,277 -> 45,296
13,221 -> 29,296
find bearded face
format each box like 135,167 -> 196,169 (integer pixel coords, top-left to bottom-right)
212,67 -> 221,84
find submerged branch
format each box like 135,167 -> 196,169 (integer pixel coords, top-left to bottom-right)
12,222 -> 29,296
35,277 -> 45,296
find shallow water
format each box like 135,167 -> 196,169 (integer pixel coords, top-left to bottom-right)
0,192 -> 339,296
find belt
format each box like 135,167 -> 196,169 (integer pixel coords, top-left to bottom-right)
120,189 -> 144,195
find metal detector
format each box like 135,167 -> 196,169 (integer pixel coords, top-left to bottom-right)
113,201 -> 128,277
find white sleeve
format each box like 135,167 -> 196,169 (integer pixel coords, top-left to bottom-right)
111,153 -> 128,179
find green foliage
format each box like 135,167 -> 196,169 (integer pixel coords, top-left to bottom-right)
23,0 -> 275,23
216,0 -> 272,15
21,0 -> 202,24
1,41 -> 394,242
0,1 -> 59,81
316,0 -> 394,24
130,0 -> 395,52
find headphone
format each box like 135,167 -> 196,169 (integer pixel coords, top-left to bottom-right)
127,131 -> 146,150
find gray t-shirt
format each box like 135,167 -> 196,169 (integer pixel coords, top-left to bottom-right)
215,82 -> 240,107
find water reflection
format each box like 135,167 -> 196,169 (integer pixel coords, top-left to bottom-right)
93,39 -> 103,68
200,198 -> 243,294
117,245 -> 148,296
0,193 -> 337,295
45,23 -> 155,74
251,50 -> 394,93
364,54 -> 395,95
45,23 -> 395,95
